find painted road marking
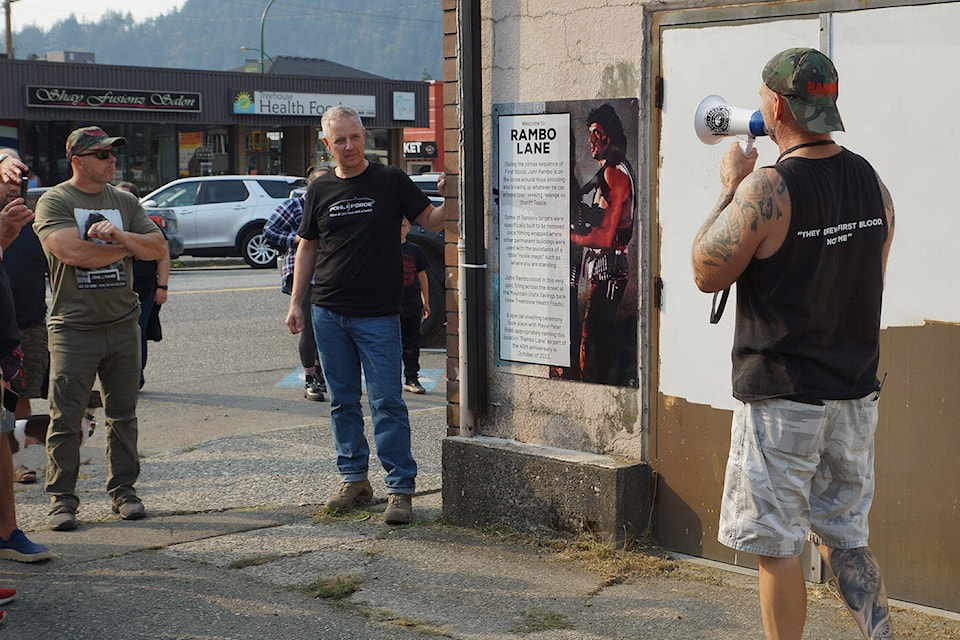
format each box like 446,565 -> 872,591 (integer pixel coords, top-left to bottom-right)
168,286 -> 276,295
277,368 -> 444,393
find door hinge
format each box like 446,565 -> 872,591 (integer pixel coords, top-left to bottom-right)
654,76 -> 664,110
653,276 -> 664,309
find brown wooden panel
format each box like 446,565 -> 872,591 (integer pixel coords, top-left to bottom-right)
651,394 -> 750,567
873,322 -> 960,611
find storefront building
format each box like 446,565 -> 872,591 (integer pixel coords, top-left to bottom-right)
0,56 -> 430,193
402,80 -> 444,175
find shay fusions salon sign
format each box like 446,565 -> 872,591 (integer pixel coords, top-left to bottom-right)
27,86 -> 202,113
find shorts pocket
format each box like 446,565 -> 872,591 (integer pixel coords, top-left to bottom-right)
846,395 -> 879,452
755,398 -> 826,458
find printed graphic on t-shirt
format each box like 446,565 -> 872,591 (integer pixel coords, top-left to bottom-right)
328,197 -> 375,218
74,208 -> 126,289
796,216 -> 885,247
402,252 -> 418,287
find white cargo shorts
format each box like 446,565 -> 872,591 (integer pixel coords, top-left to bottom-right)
718,395 -> 878,558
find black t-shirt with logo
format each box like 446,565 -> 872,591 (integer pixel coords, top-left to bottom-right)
298,163 -> 431,317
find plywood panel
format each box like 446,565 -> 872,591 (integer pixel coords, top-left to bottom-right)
652,394 -> 739,563
873,322 -> 960,611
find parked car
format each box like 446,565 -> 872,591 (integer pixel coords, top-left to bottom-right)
140,175 -> 306,268
409,172 -> 444,206
27,186 -> 184,259
406,173 -> 445,347
146,208 -> 184,259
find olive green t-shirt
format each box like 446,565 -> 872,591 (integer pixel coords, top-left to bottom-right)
34,182 -> 160,329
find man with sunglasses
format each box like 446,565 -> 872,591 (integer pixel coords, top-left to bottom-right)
33,127 -> 168,531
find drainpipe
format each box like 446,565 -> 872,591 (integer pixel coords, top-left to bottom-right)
457,0 -> 487,435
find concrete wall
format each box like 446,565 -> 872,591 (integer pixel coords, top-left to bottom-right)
478,0 -> 649,461
440,0 -> 654,543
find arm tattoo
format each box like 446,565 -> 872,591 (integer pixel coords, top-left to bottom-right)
700,196 -> 742,265
828,547 -> 895,639
700,171 -> 781,265
734,171 -> 779,230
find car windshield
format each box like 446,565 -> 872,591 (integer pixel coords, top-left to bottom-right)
257,178 -> 306,198
150,182 -> 200,208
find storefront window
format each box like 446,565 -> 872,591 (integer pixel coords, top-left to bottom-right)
115,123 -> 177,195
246,128 -> 284,175
180,127 -> 230,178
21,121 -> 71,188
365,128 -> 390,165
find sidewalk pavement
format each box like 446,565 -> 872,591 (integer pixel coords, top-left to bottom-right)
4,407 -> 960,639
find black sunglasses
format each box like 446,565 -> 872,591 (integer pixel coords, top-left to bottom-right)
76,149 -> 117,160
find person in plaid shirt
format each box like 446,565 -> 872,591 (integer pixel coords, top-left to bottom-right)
264,166 -> 328,402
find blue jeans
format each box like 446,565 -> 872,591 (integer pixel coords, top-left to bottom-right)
311,306 -> 416,494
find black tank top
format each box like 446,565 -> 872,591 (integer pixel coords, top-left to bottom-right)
732,148 -> 887,402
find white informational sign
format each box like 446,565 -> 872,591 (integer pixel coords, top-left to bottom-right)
232,90 -> 376,117
393,91 -> 416,121
498,113 -> 571,366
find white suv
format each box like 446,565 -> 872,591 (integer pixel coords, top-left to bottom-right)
141,175 -> 305,268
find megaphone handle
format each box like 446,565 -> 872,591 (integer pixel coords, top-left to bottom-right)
739,136 -> 755,156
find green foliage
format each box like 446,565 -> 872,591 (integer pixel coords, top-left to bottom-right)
292,574 -> 363,599
226,554 -> 281,569
13,0 -> 441,81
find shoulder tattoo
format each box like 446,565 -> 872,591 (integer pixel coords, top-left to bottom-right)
732,170 -> 784,231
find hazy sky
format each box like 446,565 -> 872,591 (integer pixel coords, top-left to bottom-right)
10,1 -> 188,31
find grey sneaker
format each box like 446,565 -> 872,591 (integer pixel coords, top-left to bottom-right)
304,374 -> 325,402
112,499 -> 146,521
403,380 -> 426,394
48,507 -> 78,532
324,479 -> 373,511
384,493 -> 413,525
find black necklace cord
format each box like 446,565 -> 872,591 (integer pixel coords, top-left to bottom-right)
776,139 -> 836,164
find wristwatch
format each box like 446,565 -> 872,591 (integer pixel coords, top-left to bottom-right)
156,285 -> 169,290
0,154 -> 9,165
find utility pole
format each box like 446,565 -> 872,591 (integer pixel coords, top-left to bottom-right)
3,0 -> 20,59
258,0 -> 278,73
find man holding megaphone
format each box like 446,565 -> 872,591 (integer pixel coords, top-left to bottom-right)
692,49 -> 896,640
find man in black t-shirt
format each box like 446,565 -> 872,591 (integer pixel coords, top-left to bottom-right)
286,106 -> 445,525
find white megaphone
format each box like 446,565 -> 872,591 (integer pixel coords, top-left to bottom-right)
694,94 -> 767,155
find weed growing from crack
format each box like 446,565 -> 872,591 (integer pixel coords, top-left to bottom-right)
510,608 -> 575,633
362,606 -> 451,636
292,574 -> 363,600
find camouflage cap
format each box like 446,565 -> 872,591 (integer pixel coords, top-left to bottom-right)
65,126 -> 127,157
762,48 -> 844,134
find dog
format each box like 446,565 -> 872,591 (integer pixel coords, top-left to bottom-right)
9,390 -> 102,484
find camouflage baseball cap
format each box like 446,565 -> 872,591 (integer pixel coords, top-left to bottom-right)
65,126 -> 127,157
762,48 -> 844,134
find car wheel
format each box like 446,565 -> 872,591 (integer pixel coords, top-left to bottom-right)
240,228 -> 278,269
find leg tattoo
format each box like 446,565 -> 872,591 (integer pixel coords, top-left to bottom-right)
828,547 -> 895,639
